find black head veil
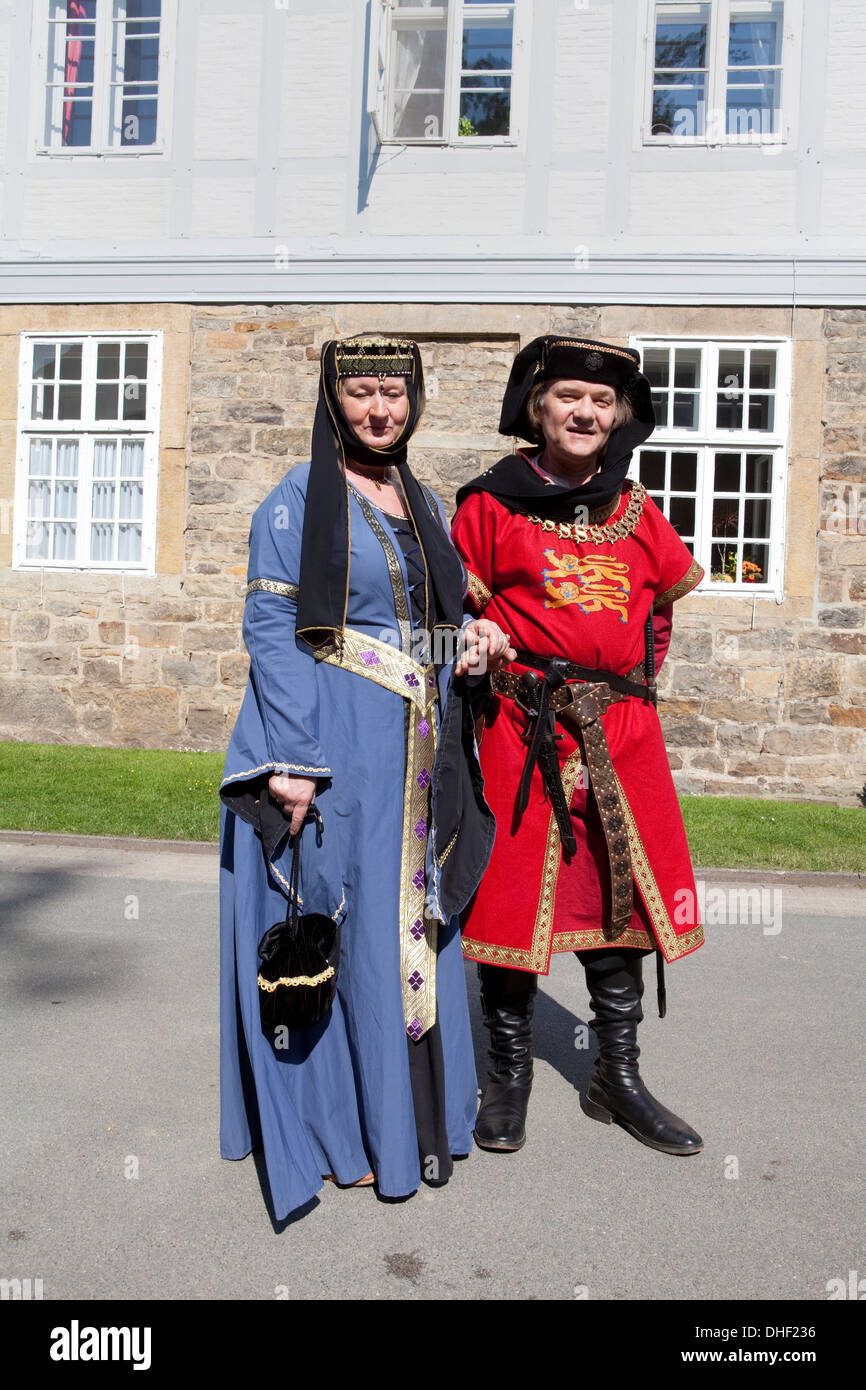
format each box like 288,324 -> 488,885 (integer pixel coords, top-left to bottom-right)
296,337 -> 465,650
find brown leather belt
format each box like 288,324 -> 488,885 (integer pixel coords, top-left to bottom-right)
492,660 -> 647,941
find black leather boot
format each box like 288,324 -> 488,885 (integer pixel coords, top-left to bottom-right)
578,949 -> 703,1156
473,964 -> 538,1152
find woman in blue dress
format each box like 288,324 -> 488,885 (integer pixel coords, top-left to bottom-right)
219,336 -> 513,1221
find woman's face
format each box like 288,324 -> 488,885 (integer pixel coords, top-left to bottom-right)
535,378 -> 617,471
340,375 -> 410,450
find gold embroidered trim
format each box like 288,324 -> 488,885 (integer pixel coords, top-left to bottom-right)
221,759 -> 331,785
525,481 -> 646,544
466,570 -> 492,611
654,557 -> 705,609
335,338 -> 415,377
318,628 -> 434,715
612,767 -> 704,962
398,699 -> 438,1039
258,966 -> 335,992
551,926 -> 654,952
548,339 -> 638,363
350,486 -> 414,652
437,828 -> 458,868
245,578 -> 300,601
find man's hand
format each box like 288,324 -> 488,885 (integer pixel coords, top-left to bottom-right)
267,773 -> 317,836
454,619 -> 517,678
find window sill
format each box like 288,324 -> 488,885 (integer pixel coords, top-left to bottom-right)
376,137 -> 518,149
33,146 -> 167,160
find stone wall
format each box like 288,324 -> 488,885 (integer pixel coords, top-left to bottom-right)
0,301 -> 864,802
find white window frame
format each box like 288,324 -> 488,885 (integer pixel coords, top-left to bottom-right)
30,0 -> 177,158
368,0 -> 522,147
628,335 -> 792,600
13,332 -> 163,574
639,0 -> 802,148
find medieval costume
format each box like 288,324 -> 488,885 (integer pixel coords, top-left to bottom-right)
219,338 -> 494,1221
451,335 -> 705,1157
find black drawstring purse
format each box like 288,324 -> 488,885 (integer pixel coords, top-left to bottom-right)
256,807 -> 340,1034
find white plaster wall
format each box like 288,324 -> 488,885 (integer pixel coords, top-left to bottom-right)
193,15 -> 262,161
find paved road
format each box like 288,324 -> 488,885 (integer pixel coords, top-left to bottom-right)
0,834 -> 863,1302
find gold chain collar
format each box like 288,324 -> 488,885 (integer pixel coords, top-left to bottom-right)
525,481 -> 646,543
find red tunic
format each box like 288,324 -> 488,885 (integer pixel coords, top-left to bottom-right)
451,473 -> 705,972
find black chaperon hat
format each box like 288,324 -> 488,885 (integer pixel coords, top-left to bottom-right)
296,336 -> 465,650
457,335 -> 656,519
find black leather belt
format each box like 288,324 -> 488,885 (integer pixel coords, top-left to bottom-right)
492,649 -> 654,941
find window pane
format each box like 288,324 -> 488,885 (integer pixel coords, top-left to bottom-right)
718,348 -> 745,389
714,453 -> 741,492
33,344 -> 56,380
643,350 -> 670,388
460,76 -> 511,136
97,342 -> 121,378
94,440 -> 117,478
745,452 -> 773,493
118,523 -> 143,562
670,451 -> 697,492
390,21 -> 447,140
29,439 -> 53,476
728,6 -> 782,66
712,497 -> 741,536
747,394 -> 774,431
652,3 -> 709,136
711,541 -> 740,582
91,522 -> 114,562
111,0 -> 161,146
716,395 -> 743,429
742,542 -> 769,583
27,522 -> 50,561
53,522 -> 77,560
54,478 -> 78,519
32,384 -> 55,420
58,343 -> 82,380
749,350 -> 777,390
96,383 -> 120,419
673,349 -> 700,388
638,450 -> 666,491
672,391 -> 698,429
744,498 -> 771,538
122,380 -> 147,420
58,384 -> 82,419
726,72 -> 780,136
57,440 -> 79,476
669,497 -> 695,536
28,480 -> 51,519
121,440 -> 145,476
119,480 -> 144,520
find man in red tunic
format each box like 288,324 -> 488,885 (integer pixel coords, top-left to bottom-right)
451,336 -> 705,1157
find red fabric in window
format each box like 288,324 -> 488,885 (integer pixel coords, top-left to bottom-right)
62,1 -> 88,145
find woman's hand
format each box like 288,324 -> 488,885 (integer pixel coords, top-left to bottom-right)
267,774 -> 317,836
454,619 -> 517,678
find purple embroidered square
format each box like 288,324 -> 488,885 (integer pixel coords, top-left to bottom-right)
408,1019 -> 423,1040
427,672 -> 436,688
403,672 -> 420,688
360,650 -> 380,666
418,718 -> 430,740
408,970 -> 424,992
412,868 -> 425,893
410,918 -> 425,941
416,768 -> 431,790
413,817 -> 427,841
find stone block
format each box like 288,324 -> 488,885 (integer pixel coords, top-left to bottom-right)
182,624 -> 240,653
797,630 -> 866,655
743,668 -> 783,698
220,654 -> 249,686
828,705 -> 866,728
657,715 -> 716,747
162,653 -> 220,687
114,688 -> 181,737
715,722 -> 763,749
12,613 -> 50,641
17,645 -> 79,676
98,622 -> 126,645
668,628 -> 712,661
185,704 -> 230,745
254,427 -> 295,455
784,656 -> 844,697
817,606 -> 864,628
727,754 -> 788,777
191,425 -> 252,454
82,658 -> 122,684
127,623 -> 182,649
762,727 -> 835,754
671,665 -> 741,697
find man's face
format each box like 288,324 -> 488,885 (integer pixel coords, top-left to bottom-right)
536,378 -> 617,469
340,375 -> 409,449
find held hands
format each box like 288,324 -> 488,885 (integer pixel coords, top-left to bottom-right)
268,773 -> 317,836
454,619 -> 517,678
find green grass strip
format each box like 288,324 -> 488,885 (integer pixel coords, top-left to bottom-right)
0,743 -> 863,871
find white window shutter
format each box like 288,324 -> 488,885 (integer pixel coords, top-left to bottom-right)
367,0 -> 389,140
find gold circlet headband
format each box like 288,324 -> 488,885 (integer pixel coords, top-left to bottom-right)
334,338 -> 415,378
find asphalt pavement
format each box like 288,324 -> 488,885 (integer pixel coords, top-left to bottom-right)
0,832 -> 863,1303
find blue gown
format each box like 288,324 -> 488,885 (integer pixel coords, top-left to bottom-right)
219,463 -> 478,1220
